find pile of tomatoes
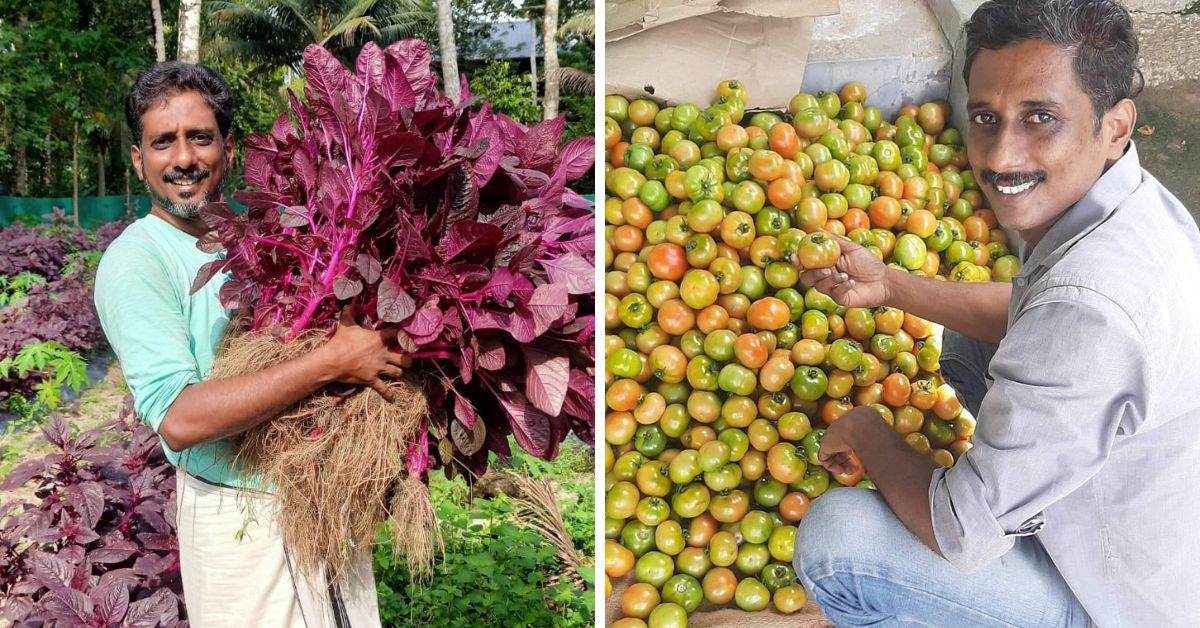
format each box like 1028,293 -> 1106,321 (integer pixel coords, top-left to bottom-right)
603,80 -> 1018,627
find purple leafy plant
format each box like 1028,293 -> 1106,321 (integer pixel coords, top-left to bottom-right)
0,400 -> 186,626
193,40 -> 595,473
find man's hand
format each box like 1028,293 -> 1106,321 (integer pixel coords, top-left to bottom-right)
318,308 -> 413,402
795,238 -> 889,308
818,405 -> 877,475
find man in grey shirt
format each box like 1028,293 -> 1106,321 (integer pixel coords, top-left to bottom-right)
792,0 -> 1200,625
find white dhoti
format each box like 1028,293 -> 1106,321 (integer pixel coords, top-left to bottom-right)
175,472 -> 382,628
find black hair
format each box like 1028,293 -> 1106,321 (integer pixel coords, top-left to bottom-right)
125,62 -> 233,146
963,0 -> 1143,129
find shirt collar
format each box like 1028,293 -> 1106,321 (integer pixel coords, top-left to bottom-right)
1018,141 -> 1143,276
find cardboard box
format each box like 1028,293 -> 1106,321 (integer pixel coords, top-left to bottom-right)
605,0 -> 840,109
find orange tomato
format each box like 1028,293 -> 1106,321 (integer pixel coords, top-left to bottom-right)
747,297 -> 790,331
881,372 -> 911,407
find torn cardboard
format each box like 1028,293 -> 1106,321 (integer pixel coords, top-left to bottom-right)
605,0 -> 839,109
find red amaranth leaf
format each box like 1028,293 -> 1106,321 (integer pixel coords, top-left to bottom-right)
522,346 -> 569,416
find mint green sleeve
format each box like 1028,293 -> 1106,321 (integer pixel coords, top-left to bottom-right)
94,241 -> 199,448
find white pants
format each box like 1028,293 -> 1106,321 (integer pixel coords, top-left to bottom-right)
175,472 -> 382,628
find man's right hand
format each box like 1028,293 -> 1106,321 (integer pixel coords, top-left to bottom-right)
318,308 -> 412,402
795,238 -> 890,308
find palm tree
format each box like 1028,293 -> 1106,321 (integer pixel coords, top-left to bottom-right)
435,0 -> 459,102
208,0 -> 393,67
178,0 -> 202,62
556,0 -> 593,98
151,0 -> 166,62
541,0 -> 559,119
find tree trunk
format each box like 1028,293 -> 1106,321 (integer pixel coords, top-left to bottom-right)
542,0 -> 560,120
14,142 -> 27,196
177,0 -> 201,63
529,17 -> 538,109
151,0 -> 166,62
42,133 -> 51,191
97,142 -> 106,197
435,0 -> 460,103
72,120 -> 79,227
125,168 -> 133,218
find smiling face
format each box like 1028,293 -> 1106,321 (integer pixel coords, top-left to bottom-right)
131,90 -> 234,231
965,39 -> 1135,246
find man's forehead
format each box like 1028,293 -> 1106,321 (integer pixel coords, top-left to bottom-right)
967,40 -> 1081,106
142,90 -> 218,130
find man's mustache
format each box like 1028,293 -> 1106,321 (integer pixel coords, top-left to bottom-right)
983,170 -> 1046,188
163,168 -> 209,184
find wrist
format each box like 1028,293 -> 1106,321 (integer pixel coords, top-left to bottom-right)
848,406 -> 886,445
309,342 -> 343,385
881,267 -> 906,306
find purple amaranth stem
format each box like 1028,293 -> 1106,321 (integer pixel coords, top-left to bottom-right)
408,350 -> 455,360
286,99 -> 369,340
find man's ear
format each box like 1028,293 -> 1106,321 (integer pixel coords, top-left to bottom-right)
1104,98 -> 1137,160
131,142 -> 145,182
224,133 -> 236,170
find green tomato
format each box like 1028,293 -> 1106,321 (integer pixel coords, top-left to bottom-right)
799,428 -> 826,465
793,464 -> 830,498
924,221 -> 953,252
740,510 -> 775,544
735,577 -> 771,612
625,143 -> 655,173
671,483 -> 711,519
804,287 -> 838,313
754,477 -> 787,508
619,293 -> 654,328
893,233 -> 928,270
671,103 -> 700,133
760,562 -> 799,593
900,145 -> 927,173
639,180 -> 670,212
687,355 -> 721,391
622,520 -> 656,557
669,449 -> 702,484
645,155 -> 680,181
634,424 -> 667,458
828,338 -> 863,371
607,347 -> 643,379
870,334 -> 901,361
636,550 -> 676,588
749,111 -> 784,133
734,542 -> 771,576
661,574 -> 704,613
790,366 -> 828,401
685,164 -> 723,202
718,363 -> 757,396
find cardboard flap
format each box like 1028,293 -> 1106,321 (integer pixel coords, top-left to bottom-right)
605,13 -> 815,109
607,0 -> 838,41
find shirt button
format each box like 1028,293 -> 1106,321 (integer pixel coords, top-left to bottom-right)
1014,277 -> 1026,287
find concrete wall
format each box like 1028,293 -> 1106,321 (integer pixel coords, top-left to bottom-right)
803,0 -> 954,119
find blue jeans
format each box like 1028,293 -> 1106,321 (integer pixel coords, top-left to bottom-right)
793,489 -> 1089,627
792,331 -> 1091,627
938,329 -> 998,417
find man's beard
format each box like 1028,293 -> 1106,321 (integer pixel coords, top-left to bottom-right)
149,167 -> 227,220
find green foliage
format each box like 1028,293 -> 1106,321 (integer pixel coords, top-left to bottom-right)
0,1 -> 152,196
60,251 -> 104,283
468,61 -> 541,124
0,340 -> 89,419
0,272 -> 45,308
373,443 -> 595,627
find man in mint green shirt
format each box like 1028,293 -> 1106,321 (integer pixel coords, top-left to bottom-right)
95,62 -> 405,626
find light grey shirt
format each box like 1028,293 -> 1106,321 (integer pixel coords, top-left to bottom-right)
928,142 -> 1200,627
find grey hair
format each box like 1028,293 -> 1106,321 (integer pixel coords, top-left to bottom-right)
963,0 -> 1143,129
